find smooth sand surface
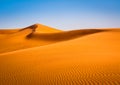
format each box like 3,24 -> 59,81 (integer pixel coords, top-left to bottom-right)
0,24 -> 120,85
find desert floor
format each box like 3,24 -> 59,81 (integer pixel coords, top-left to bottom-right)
0,24 -> 120,85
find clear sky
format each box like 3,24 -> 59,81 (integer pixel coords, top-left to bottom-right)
0,0 -> 120,30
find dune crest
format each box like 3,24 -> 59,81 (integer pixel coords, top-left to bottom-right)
20,23 -> 62,33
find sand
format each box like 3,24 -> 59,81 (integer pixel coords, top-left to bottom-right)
0,24 -> 120,85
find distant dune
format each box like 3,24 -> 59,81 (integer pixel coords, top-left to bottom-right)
0,24 -> 120,85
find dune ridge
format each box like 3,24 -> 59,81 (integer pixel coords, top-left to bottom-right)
0,24 -> 120,85
0,24 -> 107,53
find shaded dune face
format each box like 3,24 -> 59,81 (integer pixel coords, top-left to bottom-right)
30,29 -> 105,41
0,24 -> 105,53
0,24 -> 120,85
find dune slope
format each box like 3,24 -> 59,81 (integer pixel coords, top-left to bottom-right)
0,26 -> 120,85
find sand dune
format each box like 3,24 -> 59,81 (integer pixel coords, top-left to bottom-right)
0,24 -> 120,85
0,24 -> 62,53
0,24 -> 105,53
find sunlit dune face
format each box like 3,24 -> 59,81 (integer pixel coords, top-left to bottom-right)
0,24 -> 120,85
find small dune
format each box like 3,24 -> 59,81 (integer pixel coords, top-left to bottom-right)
0,24 -> 120,85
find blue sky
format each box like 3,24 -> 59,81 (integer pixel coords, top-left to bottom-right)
0,0 -> 120,30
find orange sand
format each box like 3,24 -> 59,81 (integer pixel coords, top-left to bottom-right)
0,24 -> 120,85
